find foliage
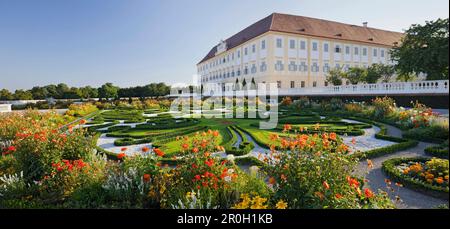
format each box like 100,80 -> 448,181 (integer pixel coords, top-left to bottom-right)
391,18 -> 449,80
372,97 -> 396,119
366,64 -> 396,83
263,130 -> 394,209
325,68 -> 344,86
65,103 -> 98,118
344,67 -> 367,85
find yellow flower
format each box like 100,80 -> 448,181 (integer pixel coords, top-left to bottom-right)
275,200 -> 288,209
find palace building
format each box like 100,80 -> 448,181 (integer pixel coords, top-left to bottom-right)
197,13 -> 404,91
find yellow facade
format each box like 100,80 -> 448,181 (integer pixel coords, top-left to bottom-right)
197,31 -> 393,90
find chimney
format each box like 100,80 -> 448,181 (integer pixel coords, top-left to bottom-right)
363,22 -> 368,28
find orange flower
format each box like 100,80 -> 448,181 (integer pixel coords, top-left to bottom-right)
335,193 -> 343,199
367,159 -> 373,169
280,174 -> 287,181
79,119 -> 87,125
143,174 -> 151,182
329,132 -> 337,141
213,130 -> 219,137
351,138 -> 357,145
154,148 -> 165,157
142,146 -> 150,153
192,147 -> 199,153
314,191 -> 325,200
436,177 -> 444,185
283,124 -> 292,132
117,153 -> 126,160
323,181 -> 330,190
364,188 -> 374,198
268,177 -> 276,185
182,143 -> 189,150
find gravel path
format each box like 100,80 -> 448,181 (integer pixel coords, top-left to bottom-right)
355,124 -> 448,209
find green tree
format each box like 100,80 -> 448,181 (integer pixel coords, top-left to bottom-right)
43,85 -> 58,98
396,73 -> 418,82
344,67 -> 367,85
80,86 -> 98,99
365,64 -> 396,83
98,83 -> 119,100
0,89 -> 14,100
30,86 -> 49,99
13,90 -> 33,100
391,18 -> 449,80
325,68 -> 344,86
56,83 -> 70,99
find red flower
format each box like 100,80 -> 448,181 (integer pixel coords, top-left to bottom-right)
192,163 -> 198,169
364,188 -> 374,198
194,175 -> 201,181
143,174 -> 151,183
205,158 -> 214,167
7,146 -> 16,152
182,143 -> 189,150
154,148 -> 165,157
121,147 -> 127,152
117,153 -> 126,160
142,146 -> 150,153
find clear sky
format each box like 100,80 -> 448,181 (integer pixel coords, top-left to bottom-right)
0,0 -> 448,91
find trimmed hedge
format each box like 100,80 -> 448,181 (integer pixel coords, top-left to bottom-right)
86,121 -> 120,133
382,157 -> 449,200
135,119 -> 198,130
344,116 -> 419,160
112,126 -> 207,146
235,156 -> 265,167
224,126 -> 254,156
425,146 -> 449,159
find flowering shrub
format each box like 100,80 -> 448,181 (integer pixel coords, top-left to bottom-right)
401,158 -> 449,188
65,103 -> 98,118
372,97 -> 396,119
160,130 -> 269,209
38,158 -> 105,203
263,129 -> 395,209
344,103 -> 364,114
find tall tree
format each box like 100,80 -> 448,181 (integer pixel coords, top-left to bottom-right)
325,68 -> 344,86
13,90 -> 33,100
365,64 -> 396,83
0,89 -> 14,100
98,83 -> 119,100
30,86 -> 49,99
391,18 -> 449,80
344,67 -> 367,85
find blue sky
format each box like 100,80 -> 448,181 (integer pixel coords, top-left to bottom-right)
0,0 -> 448,91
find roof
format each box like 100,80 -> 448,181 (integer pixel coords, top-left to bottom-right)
198,13 -> 404,65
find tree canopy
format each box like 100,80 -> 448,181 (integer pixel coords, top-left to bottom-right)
391,18 -> 449,80
0,82 -> 171,101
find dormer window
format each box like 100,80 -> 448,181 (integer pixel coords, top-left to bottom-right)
216,40 -> 227,55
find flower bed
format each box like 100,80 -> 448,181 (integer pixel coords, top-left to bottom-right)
382,157 -> 449,199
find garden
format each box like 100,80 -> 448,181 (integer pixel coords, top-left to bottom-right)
0,97 -> 448,209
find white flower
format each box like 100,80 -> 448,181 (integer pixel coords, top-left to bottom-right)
226,155 -> 235,163
227,169 -> 235,175
224,176 -> 232,182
